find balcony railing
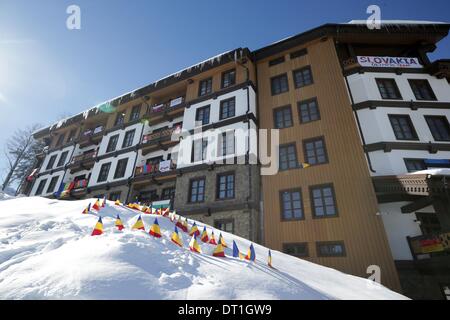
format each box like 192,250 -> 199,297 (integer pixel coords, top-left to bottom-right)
71,150 -> 97,164
148,96 -> 185,114
79,125 -> 104,143
141,126 -> 181,145
134,160 -> 176,177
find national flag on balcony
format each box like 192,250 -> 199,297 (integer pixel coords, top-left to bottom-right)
171,226 -> 183,247
232,241 -> 245,259
132,215 -> 145,231
115,214 -> 124,231
149,218 -> 162,238
189,235 -> 202,254
219,233 -> 228,248
92,199 -> 101,211
268,250 -> 273,268
245,244 -> 256,261
209,231 -> 217,245
91,217 -> 103,236
213,243 -> 226,257
82,203 -> 91,214
200,227 -> 209,243
189,222 -> 200,237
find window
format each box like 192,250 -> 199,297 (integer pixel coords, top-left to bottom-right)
122,129 -> 136,148
56,151 -> 69,167
271,74 -> 289,95
415,212 -> 441,234
388,115 -> 418,140
298,98 -> 320,123
283,243 -> 308,257
129,104 -> 141,121
409,79 -> 436,101
198,77 -> 212,97
279,144 -> 298,170
106,134 -> 119,153
218,131 -> 235,157
303,137 -> 328,165
219,98 -> 235,120
214,219 -> 234,233
46,176 -> 59,194
221,69 -> 236,88
138,190 -> 158,203
404,159 -> 426,172
310,184 -> 338,218
97,162 -> 111,183
113,158 -> 128,179
195,105 -> 210,125
114,112 -> 125,126
290,48 -> 308,59
293,66 -> 313,88
55,134 -> 65,147
273,105 -> 293,129
189,178 -> 205,203
376,78 -> 402,99
425,116 -> 450,141
109,192 -> 122,202
161,187 -> 175,200
217,172 -> 235,200
46,155 -> 57,170
67,129 -> 77,143
269,56 -> 285,66
192,138 -> 208,162
316,241 -> 346,257
280,189 -> 304,220
35,179 -> 47,196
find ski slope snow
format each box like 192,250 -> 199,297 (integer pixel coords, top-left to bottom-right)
0,196 -> 407,300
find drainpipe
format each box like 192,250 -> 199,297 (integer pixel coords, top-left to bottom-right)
342,65 -> 376,173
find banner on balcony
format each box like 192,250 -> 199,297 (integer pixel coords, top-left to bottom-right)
159,160 -> 172,172
409,232 -> 450,255
357,56 -> 422,68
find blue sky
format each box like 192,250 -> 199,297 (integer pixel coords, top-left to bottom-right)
0,0 -> 449,184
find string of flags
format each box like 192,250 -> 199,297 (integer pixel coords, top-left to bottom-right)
85,200 -> 275,267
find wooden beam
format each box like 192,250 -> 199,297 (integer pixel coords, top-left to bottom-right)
401,196 -> 433,213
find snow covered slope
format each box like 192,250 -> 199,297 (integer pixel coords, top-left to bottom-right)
0,197 -> 407,300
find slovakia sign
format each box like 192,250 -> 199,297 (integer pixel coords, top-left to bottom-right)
357,56 -> 422,68
158,160 -> 172,172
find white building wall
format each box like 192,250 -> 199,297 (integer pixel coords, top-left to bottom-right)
39,145 -> 75,173
30,172 -> 65,197
97,123 -> 143,156
88,151 -> 137,187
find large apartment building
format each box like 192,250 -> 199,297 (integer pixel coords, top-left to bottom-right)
22,21 -> 450,299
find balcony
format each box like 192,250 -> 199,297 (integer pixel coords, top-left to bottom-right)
59,179 -> 89,199
140,126 -> 181,154
67,150 -> 97,173
78,125 -> 104,148
132,159 -> 177,184
146,96 -> 185,125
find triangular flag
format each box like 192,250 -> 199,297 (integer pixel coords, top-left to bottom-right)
245,244 -> 256,261
175,217 -> 184,229
209,231 -> 217,245
189,222 -> 200,237
91,217 -> 103,236
219,233 -> 228,247
82,203 -> 91,214
268,250 -> 273,268
189,235 -> 202,253
200,226 -> 209,243
181,218 -> 188,233
114,199 -> 122,206
232,240 -> 241,258
102,195 -> 106,207
92,199 -> 101,211
149,218 -> 162,238
162,207 -> 170,217
171,226 -> 183,247
213,243 -> 226,257
115,214 -> 124,231
132,215 -> 145,231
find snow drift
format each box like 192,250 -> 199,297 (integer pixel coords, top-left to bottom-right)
0,197 -> 407,300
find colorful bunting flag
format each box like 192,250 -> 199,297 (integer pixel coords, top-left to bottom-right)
219,233 -> 228,247
91,217 -> 103,236
102,195 -> 106,207
114,199 -> 122,206
189,222 -> 200,237
189,235 -> 202,253
132,215 -> 145,231
181,218 -> 188,233
200,227 -> 209,243
268,250 -> 273,268
232,240 -> 244,259
213,243 -> 226,257
245,244 -> 256,261
171,226 -> 183,247
149,218 -> 162,238
82,203 -> 91,214
209,231 -> 217,245
115,214 -> 125,231
92,199 -> 101,211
